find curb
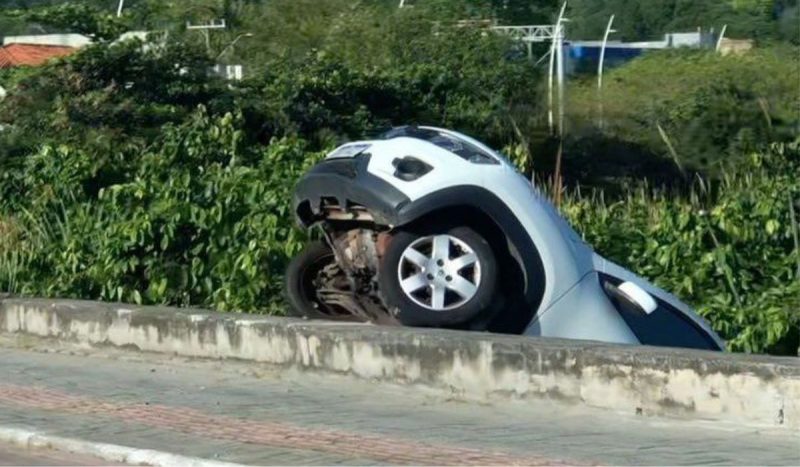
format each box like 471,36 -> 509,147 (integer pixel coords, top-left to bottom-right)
0,426 -> 241,467
2,298 -> 799,431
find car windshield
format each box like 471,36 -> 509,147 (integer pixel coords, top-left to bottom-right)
380,127 -> 498,164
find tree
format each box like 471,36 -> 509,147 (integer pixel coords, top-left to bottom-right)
566,47 -> 800,181
568,0 -> 779,41
21,3 -> 130,40
490,0 -> 559,25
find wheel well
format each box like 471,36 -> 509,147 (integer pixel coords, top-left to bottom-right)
401,205 -> 535,334
402,206 -> 504,249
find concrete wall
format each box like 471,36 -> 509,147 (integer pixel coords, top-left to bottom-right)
1,298 -> 798,431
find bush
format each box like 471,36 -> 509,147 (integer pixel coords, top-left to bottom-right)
567,0 -> 782,42
1,109 -> 318,313
567,47 -> 800,180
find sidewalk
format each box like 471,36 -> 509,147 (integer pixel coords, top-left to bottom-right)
0,440 -> 117,466
0,335 -> 797,466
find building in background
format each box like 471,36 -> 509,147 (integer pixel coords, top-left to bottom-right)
0,43 -> 76,68
2,33 -> 91,48
0,33 -> 90,69
0,32 -> 243,80
565,30 -> 717,75
209,64 -> 244,81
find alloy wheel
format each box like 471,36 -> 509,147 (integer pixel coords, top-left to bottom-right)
397,234 -> 482,311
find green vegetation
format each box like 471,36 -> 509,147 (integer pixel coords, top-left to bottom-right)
565,46 -> 800,186
567,0 -> 797,42
0,5 -> 536,314
1,112 -> 316,313
0,1 -> 798,354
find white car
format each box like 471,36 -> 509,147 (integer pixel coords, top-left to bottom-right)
286,126 -> 724,351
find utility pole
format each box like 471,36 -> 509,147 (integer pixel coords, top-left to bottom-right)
548,1 -> 568,206
556,21 -> 566,136
548,1 -> 568,135
186,19 -> 227,53
597,14 -> 616,128
716,24 -> 727,52
216,33 -> 254,60
492,25 -> 561,63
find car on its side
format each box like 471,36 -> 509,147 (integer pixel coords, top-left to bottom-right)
286,126 -> 724,351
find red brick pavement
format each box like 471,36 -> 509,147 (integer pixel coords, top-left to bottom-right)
0,384 -> 576,466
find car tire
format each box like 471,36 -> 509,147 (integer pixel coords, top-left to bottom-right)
284,240 -> 358,321
379,224 -> 497,327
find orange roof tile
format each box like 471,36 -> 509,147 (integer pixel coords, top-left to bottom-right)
0,43 -> 76,68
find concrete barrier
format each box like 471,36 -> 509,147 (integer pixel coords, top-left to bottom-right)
1,298 -> 798,431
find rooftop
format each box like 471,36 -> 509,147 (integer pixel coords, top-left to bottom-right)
0,43 -> 76,68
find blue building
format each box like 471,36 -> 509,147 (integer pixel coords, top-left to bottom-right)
565,31 -> 717,74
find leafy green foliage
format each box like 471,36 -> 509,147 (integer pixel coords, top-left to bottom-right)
1,109 -> 317,313
489,0 -> 558,25
20,3 -> 130,40
568,0 -> 784,42
94,111 -> 316,311
0,39 -> 220,209
245,43 -> 537,148
566,47 -> 800,183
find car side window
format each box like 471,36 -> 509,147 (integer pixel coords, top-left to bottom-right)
600,275 -> 721,350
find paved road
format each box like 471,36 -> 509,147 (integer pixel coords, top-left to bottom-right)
0,441 -> 115,466
0,334 -> 797,466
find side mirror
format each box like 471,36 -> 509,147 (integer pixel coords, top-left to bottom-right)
605,281 -> 658,315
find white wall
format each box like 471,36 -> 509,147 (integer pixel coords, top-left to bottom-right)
2,34 -> 92,48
